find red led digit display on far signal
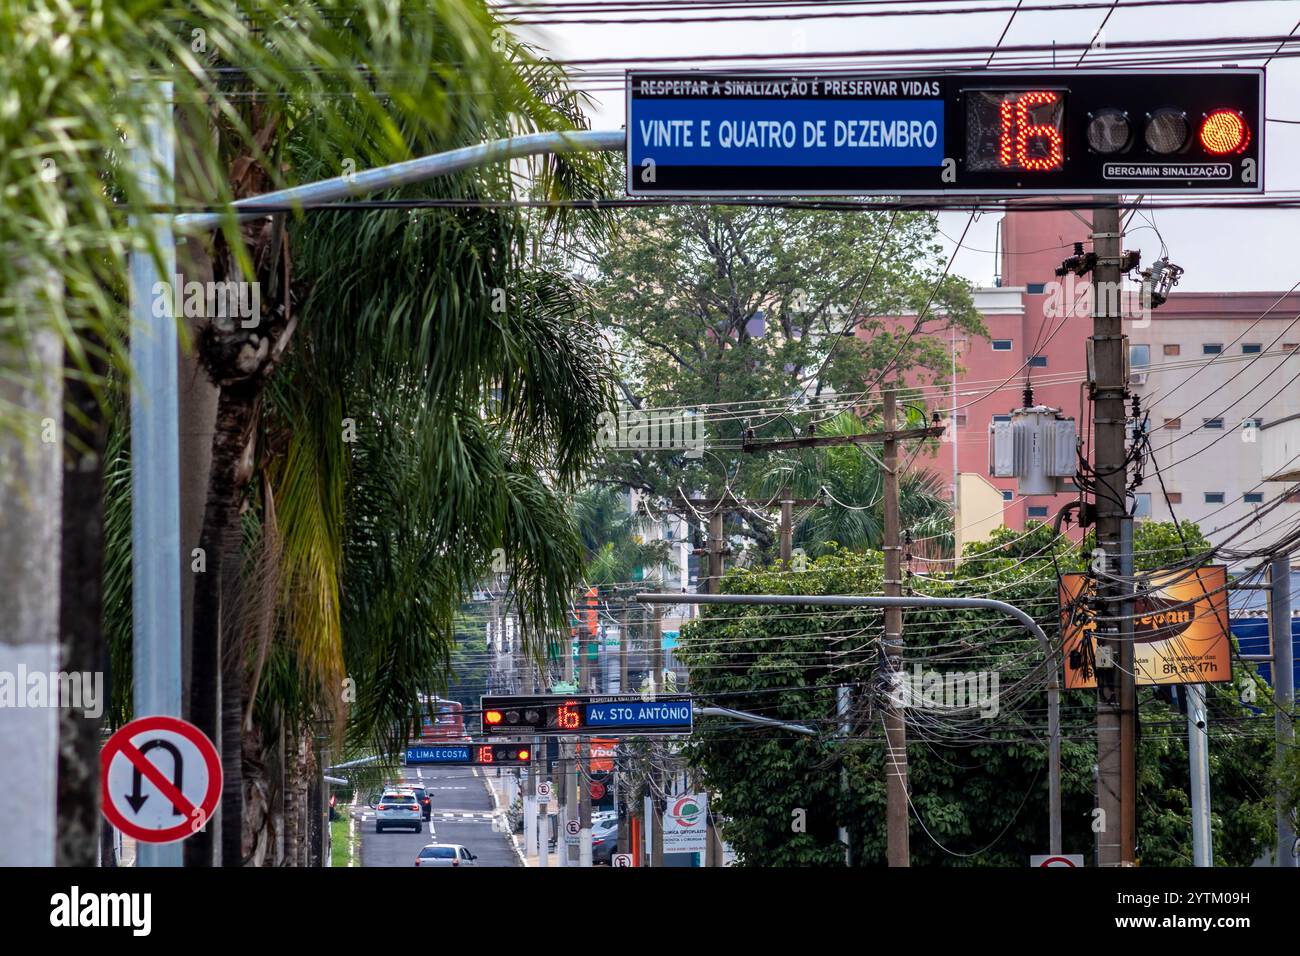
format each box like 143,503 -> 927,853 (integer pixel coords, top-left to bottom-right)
967,89 -> 1066,173
557,701 -> 582,730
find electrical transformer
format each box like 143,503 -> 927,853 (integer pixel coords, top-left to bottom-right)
988,405 -> 1078,496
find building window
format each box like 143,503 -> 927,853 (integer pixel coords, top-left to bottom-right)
954,413 -> 968,427
1164,417 -> 1181,430
992,339 -> 1013,351
1133,493 -> 1152,519
1285,343 -> 1299,352
1243,417 -> 1264,430
1029,355 -> 1048,368
1027,506 -> 1049,518
1244,492 -> 1264,504
1027,282 -> 1047,294
1202,418 -> 1224,430
1205,492 -> 1226,504
1002,490 -> 1014,501
1166,492 -> 1183,504
992,414 -> 1012,424
1242,343 -> 1263,354
1203,343 -> 1223,355
1286,491 -> 1300,503
1130,343 -> 1151,369
1163,343 -> 1181,356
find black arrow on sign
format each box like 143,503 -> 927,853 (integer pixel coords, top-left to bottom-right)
125,739 -> 185,815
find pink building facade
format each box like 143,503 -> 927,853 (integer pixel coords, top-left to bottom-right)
914,208 -> 1300,546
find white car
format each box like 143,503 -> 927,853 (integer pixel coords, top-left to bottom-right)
375,791 -> 423,833
415,844 -> 478,867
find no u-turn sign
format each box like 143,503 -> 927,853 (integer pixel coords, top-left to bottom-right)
100,715 -> 222,844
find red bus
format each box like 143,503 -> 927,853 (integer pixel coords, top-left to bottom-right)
414,697 -> 466,741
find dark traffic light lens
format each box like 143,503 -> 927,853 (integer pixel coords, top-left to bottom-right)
1144,109 -> 1189,154
1086,109 -> 1131,154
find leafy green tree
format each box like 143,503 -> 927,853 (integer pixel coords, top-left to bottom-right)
582,202 -> 984,547
573,485 -> 671,587
680,523 -> 1277,866
90,2 -> 616,864
756,410 -> 952,558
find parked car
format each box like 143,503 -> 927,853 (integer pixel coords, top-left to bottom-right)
415,844 -> 477,867
374,791 -> 423,833
591,819 -> 619,865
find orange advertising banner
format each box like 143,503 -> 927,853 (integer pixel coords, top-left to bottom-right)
591,737 -> 618,773
1060,565 -> 1232,688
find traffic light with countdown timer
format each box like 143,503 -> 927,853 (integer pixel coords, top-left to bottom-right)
480,694 -> 694,736
626,69 -> 1262,195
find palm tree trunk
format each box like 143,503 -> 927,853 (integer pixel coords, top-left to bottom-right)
185,380 -> 258,866
220,517 -> 247,866
281,726 -> 301,867
55,343 -> 109,867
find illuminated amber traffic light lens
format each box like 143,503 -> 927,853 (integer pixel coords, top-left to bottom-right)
1199,109 -> 1249,154
1144,109 -> 1189,154
517,749 -> 530,761
484,710 -> 503,725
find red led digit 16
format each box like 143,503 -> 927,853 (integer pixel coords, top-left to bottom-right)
998,91 -> 1063,171
557,702 -> 581,729
478,745 -> 494,763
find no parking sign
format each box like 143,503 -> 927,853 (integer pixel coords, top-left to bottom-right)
101,715 -> 222,844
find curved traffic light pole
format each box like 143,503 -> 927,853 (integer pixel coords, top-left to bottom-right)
636,591 -> 1063,856
173,129 -> 627,233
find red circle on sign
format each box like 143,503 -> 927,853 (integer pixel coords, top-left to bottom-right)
1037,856 -> 1077,867
100,715 -> 222,844
589,782 -> 606,800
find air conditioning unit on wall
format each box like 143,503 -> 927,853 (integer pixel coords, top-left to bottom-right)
989,406 -> 1078,496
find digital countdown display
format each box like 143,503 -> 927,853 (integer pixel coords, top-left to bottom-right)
626,69 -> 1262,195
404,743 -> 532,765
480,694 -> 694,737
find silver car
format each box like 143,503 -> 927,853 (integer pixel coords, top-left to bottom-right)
415,844 -> 477,867
375,791 -> 423,833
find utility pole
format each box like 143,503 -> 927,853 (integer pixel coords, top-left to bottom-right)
708,511 -> 724,594
651,607 -> 665,867
838,684 -> 852,865
1271,554 -> 1296,866
950,324 -> 963,568
619,602 -> 630,694
881,387 -> 909,867
579,618 -> 594,866
1089,201 -> 1137,867
780,497 -> 794,568
1187,683 -> 1212,866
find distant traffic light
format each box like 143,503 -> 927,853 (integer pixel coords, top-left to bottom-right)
404,742 -> 534,765
479,694 -> 693,736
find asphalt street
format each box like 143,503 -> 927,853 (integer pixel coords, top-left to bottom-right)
358,762 -> 521,867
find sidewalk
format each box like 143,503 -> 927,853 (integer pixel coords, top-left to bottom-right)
480,768 -> 534,866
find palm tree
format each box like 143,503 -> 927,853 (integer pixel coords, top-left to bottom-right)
573,485 -> 672,588
757,410 -> 953,558
3,0 -> 616,866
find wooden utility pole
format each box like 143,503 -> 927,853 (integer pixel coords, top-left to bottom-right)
737,411 -> 945,868
1089,202 -> 1137,866
780,497 -> 794,567
619,601 -> 630,693
881,388 -> 910,866
650,608 -> 665,868
707,511 -> 724,595
579,616 -> 594,865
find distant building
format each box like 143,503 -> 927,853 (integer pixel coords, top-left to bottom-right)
918,208 -> 1300,552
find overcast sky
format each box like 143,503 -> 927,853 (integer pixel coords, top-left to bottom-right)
512,0 -> 1300,292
